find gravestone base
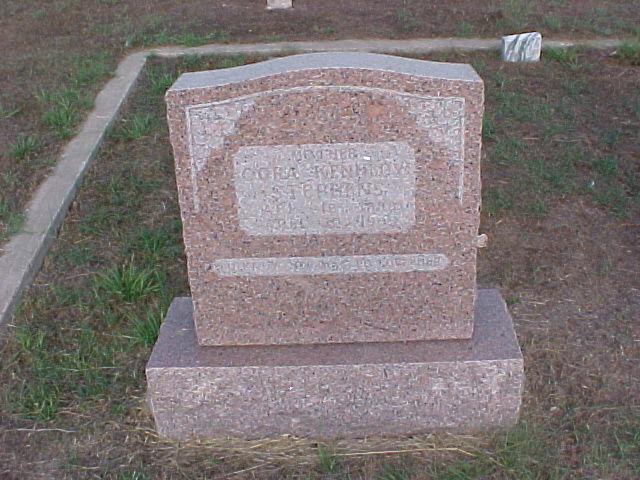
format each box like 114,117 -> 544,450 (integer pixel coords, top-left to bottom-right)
146,289 -> 523,440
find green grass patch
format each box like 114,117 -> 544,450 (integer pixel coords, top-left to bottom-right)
375,463 -> 411,480
70,52 -> 113,87
179,54 -> 209,71
479,46 -> 636,218
592,156 -> 619,177
9,134 -> 40,160
124,224 -> 183,265
35,53 -> 113,139
129,307 -> 164,347
312,25 -> 337,36
560,76 -> 590,97
263,34 -> 283,43
16,380 -> 60,421
493,90 -> 553,124
113,113 -> 157,141
588,179 -> 628,215
543,15 -> 562,32
213,54 -> 247,70
0,200 -> 25,241
396,8 -> 420,33
145,67 -> 175,97
0,102 -> 21,119
38,88 -> 90,139
544,47 -> 581,69
74,172 -> 156,235
93,262 -> 162,303
317,445 -> 341,474
615,41 -> 640,66
127,29 -> 230,48
497,0 -> 531,33
455,21 -> 474,37
62,245 -> 95,267
484,188 -> 515,215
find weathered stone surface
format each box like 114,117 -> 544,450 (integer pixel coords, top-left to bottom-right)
165,52 -> 485,346
146,289 -> 524,439
267,0 -> 292,9
502,32 -> 542,62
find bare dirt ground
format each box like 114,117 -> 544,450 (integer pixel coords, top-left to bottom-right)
1,0 -> 639,243
0,47 -> 638,478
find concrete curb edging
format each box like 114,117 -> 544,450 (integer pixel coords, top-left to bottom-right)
0,52 -> 147,327
0,36 -> 626,329
149,37 -> 622,58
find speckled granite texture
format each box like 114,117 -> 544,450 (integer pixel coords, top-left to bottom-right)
146,289 -> 523,439
165,53 -> 485,346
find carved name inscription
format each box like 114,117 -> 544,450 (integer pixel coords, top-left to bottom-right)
233,142 -> 416,236
210,253 -> 449,277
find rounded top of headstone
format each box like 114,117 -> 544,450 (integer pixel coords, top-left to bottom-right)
168,52 -> 482,92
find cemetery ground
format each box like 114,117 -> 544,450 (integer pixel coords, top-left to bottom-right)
2,0 -> 640,243
0,47 -> 638,479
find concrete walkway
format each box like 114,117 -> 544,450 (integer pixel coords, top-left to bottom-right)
0,36 -> 626,328
150,37 -> 622,58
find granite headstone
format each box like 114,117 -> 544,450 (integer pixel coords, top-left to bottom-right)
164,53 -> 485,346
146,52 -> 524,439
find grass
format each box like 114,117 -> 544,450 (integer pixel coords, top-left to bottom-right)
615,40 -> 640,65
312,25 -> 337,36
0,51 -> 114,248
497,0 -> 531,33
215,54 -> 247,69
126,29 -> 231,48
317,445 -> 340,474
396,8 -> 420,33
145,66 -> 174,97
0,103 -> 21,119
129,307 -> 163,347
36,53 -> 114,140
71,52 -> 113,88
125,225 -> 183,263
544,47 -> 581,69
113,113 -> 156,141
9,134 -> 40,160
1,50 -> 639,478
0,200 -> 25,241
93,262 -> 162,303
63,245 -> 95,267
481,48 -> 638,218
38,89 -> 86,139
1,57 -> 184,440
456,21 -> 474,37
543,15 -> 563,32
376,463 -> 411,480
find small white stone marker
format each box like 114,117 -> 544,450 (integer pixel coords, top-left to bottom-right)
267,0 -> 292,9
501,32 -> 542,62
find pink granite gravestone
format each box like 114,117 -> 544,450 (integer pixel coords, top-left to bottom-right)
147,53 -> 523,439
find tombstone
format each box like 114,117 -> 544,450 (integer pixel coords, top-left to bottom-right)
502,32 -> 542,62
266,0 -> 292,10
146,52 -> 524,439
